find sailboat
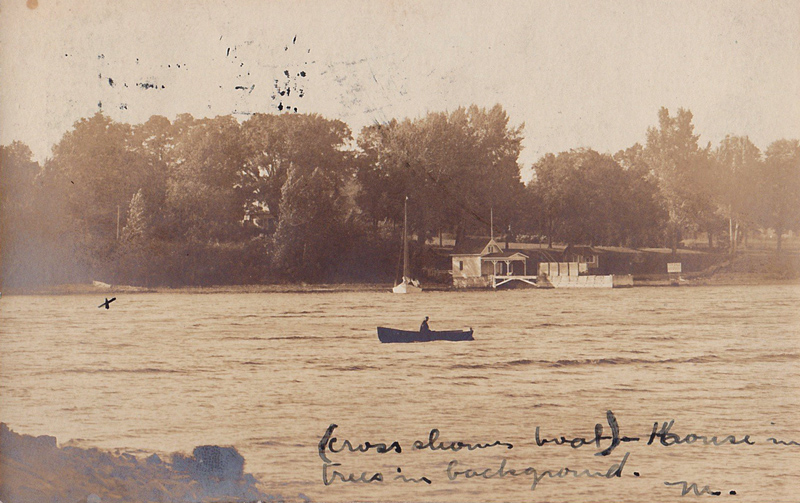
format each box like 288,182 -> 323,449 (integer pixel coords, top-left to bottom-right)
392,196 -> 422,294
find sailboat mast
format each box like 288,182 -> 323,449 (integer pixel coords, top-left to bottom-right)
403,196 -> 410,279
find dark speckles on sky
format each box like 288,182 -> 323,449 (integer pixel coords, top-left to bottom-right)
266,36 -> 310,114
92,35 -> 311,116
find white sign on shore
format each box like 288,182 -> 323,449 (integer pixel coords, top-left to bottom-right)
667,262 -> 682,274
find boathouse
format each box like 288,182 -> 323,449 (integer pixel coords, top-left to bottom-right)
450,238 -> 532,288
538,244 -> 635,288
563,244 -> 600,271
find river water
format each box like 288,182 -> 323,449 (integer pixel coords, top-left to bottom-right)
1,285 -> 798,502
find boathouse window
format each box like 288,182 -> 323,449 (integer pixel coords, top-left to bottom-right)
459,261 -> 463,271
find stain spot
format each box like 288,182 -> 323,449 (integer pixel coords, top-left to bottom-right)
27,0 -> 38,9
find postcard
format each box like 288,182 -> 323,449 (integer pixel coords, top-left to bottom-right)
1,1 -> 798,502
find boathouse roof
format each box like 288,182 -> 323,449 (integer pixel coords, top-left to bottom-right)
483,251 -> 530,259
451,237 -> 501,256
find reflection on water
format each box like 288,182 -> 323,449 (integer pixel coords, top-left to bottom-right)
1,285 -> 799,502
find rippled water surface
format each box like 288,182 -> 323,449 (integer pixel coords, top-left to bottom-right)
2,285 -> 799,502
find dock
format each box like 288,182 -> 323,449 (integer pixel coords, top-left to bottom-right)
491,275 -> 538,288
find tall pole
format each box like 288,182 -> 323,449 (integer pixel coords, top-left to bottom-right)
403,196 -> 409,280
490,206 -> 494,241
116,205 -> 120,241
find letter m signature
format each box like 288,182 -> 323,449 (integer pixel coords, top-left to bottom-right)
665,481 -> 720,496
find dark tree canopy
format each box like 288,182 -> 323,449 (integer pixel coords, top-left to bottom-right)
761,139 -> 800,253
528,148 -> 666,247
1,105 -> 796,288
355,104 -> 525,244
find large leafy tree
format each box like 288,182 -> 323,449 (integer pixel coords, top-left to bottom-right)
712,135 -> 762,254
527,152 -> 567,247
240,113 -> 353,227
241,114 -> 355,281
0,142 -> 39,236
47,113 -> 158,277
165,115 -> 248,243
128,115 -> 174,229
760,139 -> 800,253
644,107 -> 714,252
528,148 -> 665,247
1,142 -> 41,286
355,104 -> 525,244
271,165 -> 351,281
613,144 -> 670,247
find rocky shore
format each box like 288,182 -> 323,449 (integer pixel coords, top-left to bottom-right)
0,423 -> 274,503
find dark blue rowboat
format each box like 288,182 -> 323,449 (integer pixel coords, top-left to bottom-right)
377,327 -> 474,343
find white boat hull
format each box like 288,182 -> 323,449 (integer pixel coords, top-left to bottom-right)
392,279 -> 422,294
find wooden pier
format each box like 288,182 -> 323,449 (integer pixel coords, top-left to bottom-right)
491,275 -> 538,288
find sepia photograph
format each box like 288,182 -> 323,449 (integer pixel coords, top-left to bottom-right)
1,0 -> 798,502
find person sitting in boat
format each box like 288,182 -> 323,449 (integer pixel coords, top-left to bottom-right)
420,316 -> 430,333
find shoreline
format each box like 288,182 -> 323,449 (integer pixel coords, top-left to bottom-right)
2,273 -> 798,296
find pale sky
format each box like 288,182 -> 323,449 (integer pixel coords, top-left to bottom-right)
1,0 -> 798,178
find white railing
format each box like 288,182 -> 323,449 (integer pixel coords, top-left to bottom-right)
491,275 -> 538,288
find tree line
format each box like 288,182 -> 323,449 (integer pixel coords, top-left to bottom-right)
1,105 -> 798,288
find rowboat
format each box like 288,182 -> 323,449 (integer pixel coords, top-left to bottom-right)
377,327 -> 474,343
